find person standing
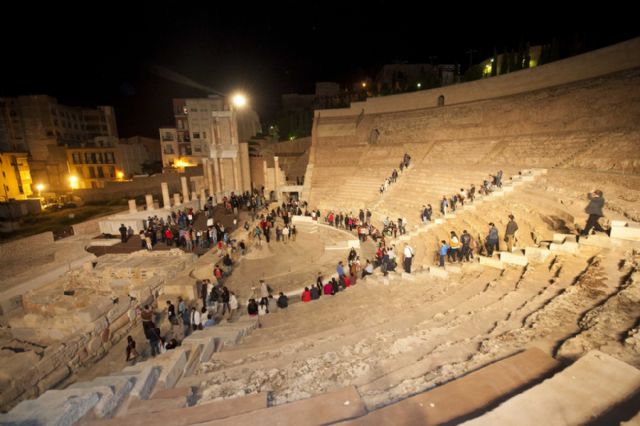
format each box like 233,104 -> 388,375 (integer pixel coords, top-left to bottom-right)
504,214 -> 519,252
403,243 -> 414,273
580,190 -> 606,236
486,223 -> 500,256
126,335 -> 138,362
119,224 -> 128,243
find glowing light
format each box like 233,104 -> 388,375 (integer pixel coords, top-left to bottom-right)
35,183 -> 45,192
231,93 -> 247,108
417,83 -> 422,89
116,170 -> 125,179
69,175 -> 79,189
361,82 -> 367,88
173,158 -> 195,168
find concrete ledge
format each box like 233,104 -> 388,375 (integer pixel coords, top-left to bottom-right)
549,242 -> 579,254
88,239 -> 122,247
578,234 -> 616,249
499,252 -> 529,266
129,366 -> 161,400
428,267 -> 449,279
0,389 -> 101,425
156,350 -> 188,389
524,247 -> 551,263
401,272 -> 416,281
200,386 -> 366,426
478,256 -> 505,270
292,215 -> 315,224
341,348 -> 558,426
611,223 -> 640,242
463,351 -> 640,426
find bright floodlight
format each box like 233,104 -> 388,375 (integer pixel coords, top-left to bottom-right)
69,175 -> 79,189
232,93 -> 247,108
35,183 -> 45,192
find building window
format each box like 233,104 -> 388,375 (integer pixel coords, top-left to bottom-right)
164,144 -> 174,154
437,95 -> 445,107
202,131 -> 207,138
97,152 -> 104,164
72,153 -> 82,164
193,144 -> 202,153
192,132 -> 200,139
18,185 -> 24,194
191,108 -> 198,112
109,166 -> 115,178
97,167 -> 105,178
89,167 -> 96,178
76,167 -> 83,177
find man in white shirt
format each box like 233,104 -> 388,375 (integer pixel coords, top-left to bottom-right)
403,243 -> 414,274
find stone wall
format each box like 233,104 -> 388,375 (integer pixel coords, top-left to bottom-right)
0,250 -> 197,412
75,167 -> 203,202
72,217 -> 107,236
0,232 -> 53,263
315,37 -> 640,119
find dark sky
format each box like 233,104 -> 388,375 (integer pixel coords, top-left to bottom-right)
1,2 -> 637,137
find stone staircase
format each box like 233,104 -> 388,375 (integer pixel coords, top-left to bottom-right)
0,316 -> 259,425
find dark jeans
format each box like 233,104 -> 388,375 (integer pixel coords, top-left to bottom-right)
582,214 -> 605,235
403,257 -> 412,273
439,254 -> 445,267
487,240 -> 498,257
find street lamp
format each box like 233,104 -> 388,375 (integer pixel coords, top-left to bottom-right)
35,183 -> 45,198
69,175 -> 79,190
231,93 -> 247,108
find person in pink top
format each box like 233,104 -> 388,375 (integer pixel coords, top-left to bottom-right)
301,287 -> 311,302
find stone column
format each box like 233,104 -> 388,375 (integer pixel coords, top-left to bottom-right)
128,199 -> 137,214
274,156 -> 281,185
191,191 -> 200,210
212,157 -> 223,198
218,158 -> 226,196
145,194 -> 154,211
181,176 -> 189,202
173,193 -> 182,206
200,188 -> 207,205
208,161 -> 215,197
161,182 -> 171,208
232,157 -> 241,194
201,158 -> 210,193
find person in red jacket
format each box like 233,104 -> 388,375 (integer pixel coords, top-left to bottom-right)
301,287 -> 312,302
323,281 -> 334,295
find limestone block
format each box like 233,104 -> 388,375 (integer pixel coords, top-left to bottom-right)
156,349 -> 188,389
128,366 -> 161,400
521,175 -> 535,181
524,247 -> 551,263
401,272 -> 416,281
549,242 -> 580,254
578,234 -> 616,249
611,220 -> 628,227
446,265 -> 462,274
553,233 -> 573,244
499,251 -> 529,266
183,334 -> 217,363
0,389 -> 101,426
71,375 -> 136,418
478,256 -> 505,270
428,267 -> 449,279
611,224 -> 640,242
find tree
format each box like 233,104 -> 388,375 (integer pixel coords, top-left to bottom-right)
463,64 -> 483,82
523,42 -> 531,69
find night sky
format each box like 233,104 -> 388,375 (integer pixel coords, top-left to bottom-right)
1,2 -> 637,138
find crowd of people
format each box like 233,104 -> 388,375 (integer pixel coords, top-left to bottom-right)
379,153 -> 411,195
